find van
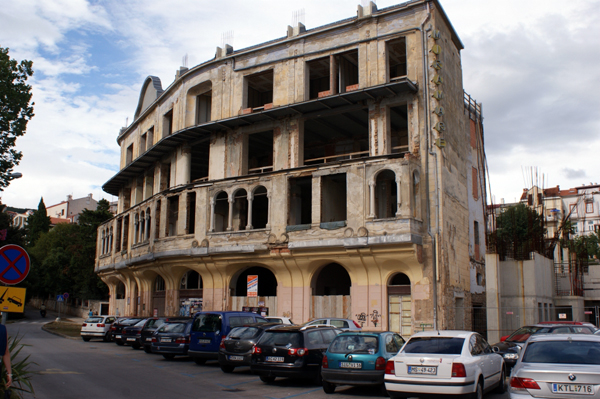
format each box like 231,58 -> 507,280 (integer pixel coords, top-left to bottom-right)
189,311 -> 268,365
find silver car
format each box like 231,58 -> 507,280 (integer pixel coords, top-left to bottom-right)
304,318 -> 362,331
509,334 -> 600,398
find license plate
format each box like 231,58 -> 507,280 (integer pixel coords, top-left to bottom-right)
229,355 -> 244,361
161,338 -> 171,343
126,338 -> 135,341
408,366 -> 437,375
198,339 -> 211,344
340,362 -> 362,369
266,356 -> 284,362
552,383 -> 594,395
115,335 -> 121,339
146,338 -> 152,341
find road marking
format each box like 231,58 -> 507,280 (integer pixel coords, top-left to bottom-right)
265,388 -> 321,399
37,369 -> 83,375
217,379 -> 259,388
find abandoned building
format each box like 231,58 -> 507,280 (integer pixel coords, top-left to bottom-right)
96,0 -> 487,335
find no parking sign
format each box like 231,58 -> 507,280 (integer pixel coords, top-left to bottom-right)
0,245 -> 30,285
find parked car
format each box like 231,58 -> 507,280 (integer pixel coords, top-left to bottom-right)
110,317 -> 145,345
321,331 -> 405,394
121,318 -> 150,349
492,322 -> 596,371
385,330 -> 505,399
218,323 -> 281,373
251,324 -> 341,383
80,315 -> 116,342
188,311 -> 268,365
305,318 -> 362,331
151,318 -> 193,360
265,316 -> 294,325
509,334 -> 600,398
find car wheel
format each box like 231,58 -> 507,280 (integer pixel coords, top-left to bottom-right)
194,357 -> 207,365
116,341 -> 124,346
322,380 -> 335,394
314,371 -> 323,385
260,374 -> 276,383
132,343 -> 141,350
163,354 -> 176,360
494,367 -> 506,393
144,345 -> 152,354
103,333 -> 111,342
470,379 -> 483,399
82,337 -> 91,342
379,383 -> 389,397
220,365 -> 235,373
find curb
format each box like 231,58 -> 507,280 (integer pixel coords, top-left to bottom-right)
41,322 -> 82,341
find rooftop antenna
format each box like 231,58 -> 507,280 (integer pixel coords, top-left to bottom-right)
182,53 -> 188,68
221,30 -> 234,48
292,9 -> 305,26
125,117 -> 129,126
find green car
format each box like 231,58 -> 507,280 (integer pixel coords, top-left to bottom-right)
321,331 -> 405,394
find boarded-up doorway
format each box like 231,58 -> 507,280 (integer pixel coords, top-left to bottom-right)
388,273 -> 412,336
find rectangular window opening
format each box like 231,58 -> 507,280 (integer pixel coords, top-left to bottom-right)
390,104 -> 408,154
288,176 -> 312,227
196,91 -> 212,124
307,57 -> 331,99
304,107 -> 369,165
126,144 -> 134,165
140,134 -> 146,155
186,192 -> 196,235
160,163 -> 171,191
321,173 -> 347,224
191,138 -> 210,182
248,130 -> 273,174
163,109 -> 173,137
245,70 -> 273,111
147,127 -> 154,151
338,50 -> 359,93
388,38 -> 407,80
115,218 -> 122,252
167,196 -> 179,237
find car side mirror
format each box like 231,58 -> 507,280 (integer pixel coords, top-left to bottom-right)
492,346 -> 499,353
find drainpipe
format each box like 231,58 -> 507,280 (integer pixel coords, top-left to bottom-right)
418,1 -> 439,330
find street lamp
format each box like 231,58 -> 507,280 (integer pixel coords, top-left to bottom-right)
8,172 -> 22,179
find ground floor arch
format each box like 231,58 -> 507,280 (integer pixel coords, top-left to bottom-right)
388,272 -> 412,336
311,262 -> 352,319
229,266 -> 278,314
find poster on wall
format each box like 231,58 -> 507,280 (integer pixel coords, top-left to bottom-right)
247,275 -> 258,297
180,298 -> 203,317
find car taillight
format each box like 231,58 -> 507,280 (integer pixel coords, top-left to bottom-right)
82,323 -> 87,327
288,347 -> 308,356
384,360 -> 395,375
451,363 -> 466,378
136,330 -> 141,335
152,337 -> 157,343
111,325 -> 116,331
175,337 -> 189,344
252,345 -> 261,354
353,321 -> 362,329
97,323 -> 105,327
322,355 -> 329,368
220,340 -> 226,349
510,377 -> 541,390
375,356 -> 386,370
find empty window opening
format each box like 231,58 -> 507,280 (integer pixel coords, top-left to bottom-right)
288,176 -> 312,226
140,134 -> 146,155
167,195 -> 179,237
154,275 -> 165,292
390,104 -> 409,154
181,270 -> 202,290
245,70 -> 273,110
144,173 -> 154,200
163,109 -> 173,137
233,266 -> 277,296
145,208 -> 151,241
308,57 -> 331,99
213,191 -> 229,232
191,137 -> 210,182
388,38 -> 407,80
123,188 -> 131,210
321,174 -> 347,223
116,218 -> 122,251
160,162 -> 171,191
146,127 -> 154,150
122,215 -> 129,249
155,200 -> 161,240
126,144 -> 134,165
196,91 -> 212,124
304,107 -> 369,165
248,130 -> 273,174
232,189 -> 248,231
375,170 -> 397,218
116,282 -> 126,299
186,192 -> 196,235
139,211 -> 146,242
338,50 -> 359,93
314,263 -> 351,295
252,186 -> 269,229
134,213 -> 140,243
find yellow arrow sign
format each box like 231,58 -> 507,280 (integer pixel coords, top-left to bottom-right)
0,287 -> 26,313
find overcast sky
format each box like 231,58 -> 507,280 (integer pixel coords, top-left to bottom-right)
1,0 -> 598,209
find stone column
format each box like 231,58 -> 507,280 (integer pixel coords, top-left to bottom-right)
395,177 -> 402,217
227,194 -> 234,231
209,197 -> 216,232
368,181 -> 375,219
246,191 -> 254,230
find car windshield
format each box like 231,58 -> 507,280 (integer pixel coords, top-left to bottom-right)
402,337 -> 464,355
134,319 -> 147,327
506,327 -> 545,343
158,322 -> 188,333
329,335 -> 378,354
259,331 -> 302,347
192,314 -> 222,332
228,327 -> 260,340
85,317 -> 104,323
522,340 -> 600,364
144,319 -> 165,330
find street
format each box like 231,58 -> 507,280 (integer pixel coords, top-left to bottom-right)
8,309 -> 509,399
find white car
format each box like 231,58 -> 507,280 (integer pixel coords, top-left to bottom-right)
81,315 -> 116,342
264,316 -> 294,325
385,330 -> 505,399
509,334 -> 600,398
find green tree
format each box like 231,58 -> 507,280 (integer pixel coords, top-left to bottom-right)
0,47 -> 34,190
492,203 -> 547,259
25,197 -> 50,246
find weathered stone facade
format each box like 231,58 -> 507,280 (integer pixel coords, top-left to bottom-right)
96,0 -> 487,335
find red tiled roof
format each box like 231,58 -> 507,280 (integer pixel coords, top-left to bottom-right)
50,217 -> 71,225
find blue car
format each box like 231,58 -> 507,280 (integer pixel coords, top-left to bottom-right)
321,331 -> 405,394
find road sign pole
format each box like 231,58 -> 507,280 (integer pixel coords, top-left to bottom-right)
1,312 -> 6,325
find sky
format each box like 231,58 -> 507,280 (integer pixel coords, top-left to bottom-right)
0,0 -> 599,209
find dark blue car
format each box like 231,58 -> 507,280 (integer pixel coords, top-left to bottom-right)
151,319 -> 193,360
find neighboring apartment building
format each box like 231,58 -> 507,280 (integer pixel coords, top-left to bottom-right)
96,0 -> 487,335
46,194 -> 98,224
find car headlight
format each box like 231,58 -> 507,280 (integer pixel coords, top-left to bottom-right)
503,353 -> 519,360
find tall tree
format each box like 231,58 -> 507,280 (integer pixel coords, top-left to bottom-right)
26,197 -> 51,246
0,47 -> 34,190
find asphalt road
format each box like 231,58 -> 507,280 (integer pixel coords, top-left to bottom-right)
7,309 -> 510,399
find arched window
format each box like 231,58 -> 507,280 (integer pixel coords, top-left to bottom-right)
232,189 -> 248,231
101,230 -> 106,254
233,266 -> 277,296
134,213 -> 140,244
145,207 -> 151,241
116,281 -> 126,299
109,226 -> 113,253
140,211 -> 146,241
252,186 -> 269,229
213,191 -> 229,232
154,275 -> 165,292
180,270 -> 202,289
375,170 -> 397,218
314,263 -> 351,295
